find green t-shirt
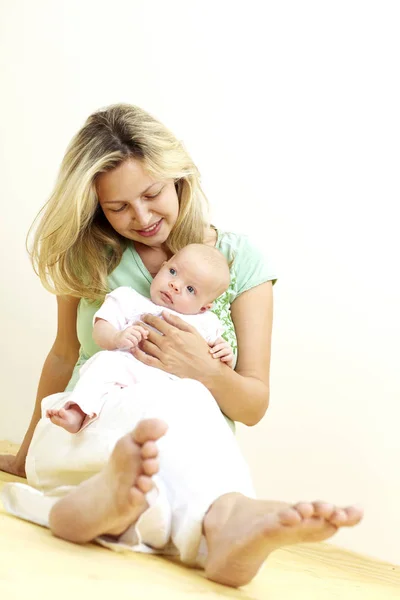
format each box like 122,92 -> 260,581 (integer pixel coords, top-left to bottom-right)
66,229 -> 277,427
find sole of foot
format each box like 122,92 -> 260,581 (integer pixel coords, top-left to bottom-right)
49,418 -> 168,542
204,496 -> 363,588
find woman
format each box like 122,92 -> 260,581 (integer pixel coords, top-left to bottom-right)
0,104 -> 362,587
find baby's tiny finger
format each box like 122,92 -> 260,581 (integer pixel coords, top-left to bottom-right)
212,350 -> 227,359
137,326 -> 149,338
214,343 -> 227,353
220,355 -> 232,362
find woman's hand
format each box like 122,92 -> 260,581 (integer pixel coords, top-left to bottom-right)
132,312 -> 223,382
0,454 -> 26,478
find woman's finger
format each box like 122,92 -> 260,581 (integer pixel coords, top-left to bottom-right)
161,311 -> 197,332
140,339 -> 163,359
132,346 -> 163,369
140,314 -> 172,335
144,327 -> 165,345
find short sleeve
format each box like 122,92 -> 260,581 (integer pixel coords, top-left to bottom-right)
233,235 -> 277,297
93,287 -> 139,330
94,295 -> 127,330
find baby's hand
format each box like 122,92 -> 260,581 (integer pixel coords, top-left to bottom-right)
209,337 -> 234,369
114,325 -> 149,350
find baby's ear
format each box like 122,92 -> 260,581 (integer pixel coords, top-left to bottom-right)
200,303 -> 213,313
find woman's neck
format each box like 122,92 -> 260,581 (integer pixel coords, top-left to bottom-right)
134,242 -> 170,278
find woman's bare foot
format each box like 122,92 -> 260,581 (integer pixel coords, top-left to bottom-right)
49,418 -> 168,543
46,405 -> 86,433
204,494 -> 363,587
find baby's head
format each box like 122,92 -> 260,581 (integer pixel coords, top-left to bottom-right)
150,244 -> 230,315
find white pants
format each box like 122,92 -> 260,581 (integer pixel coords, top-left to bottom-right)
64,350 -> 174,429
1,378 -> 255,566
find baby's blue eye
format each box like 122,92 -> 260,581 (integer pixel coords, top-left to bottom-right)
187,286 -> 195,294
169,268 -> 176,275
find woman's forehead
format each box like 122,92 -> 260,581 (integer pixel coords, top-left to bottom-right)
96,159 -> 157,201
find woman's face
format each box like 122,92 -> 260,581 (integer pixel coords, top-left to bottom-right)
96,158 -> 180,248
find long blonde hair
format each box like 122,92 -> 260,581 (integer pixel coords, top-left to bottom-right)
28,104 -> 209,301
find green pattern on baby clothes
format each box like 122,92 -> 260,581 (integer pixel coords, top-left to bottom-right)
212,269 -> 238,355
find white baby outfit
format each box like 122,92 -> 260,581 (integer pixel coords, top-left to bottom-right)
63,286 -> 225,428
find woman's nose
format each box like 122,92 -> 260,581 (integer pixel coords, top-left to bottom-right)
131,203 -> 151,228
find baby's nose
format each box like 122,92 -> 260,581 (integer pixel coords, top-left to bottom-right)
168,280 -> 180,292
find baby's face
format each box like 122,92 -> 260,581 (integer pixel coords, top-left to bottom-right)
150,252 -> 217,315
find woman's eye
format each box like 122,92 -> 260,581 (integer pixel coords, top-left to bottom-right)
187,286 -> 195,294
146,189 -> 162,199
169,268 -> 177,275
110,205 -> 126,213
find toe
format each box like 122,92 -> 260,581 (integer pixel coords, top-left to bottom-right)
136,475 -> 153,494
313,501 -> 336,520
343,505 -> 364,526
140,441 -> 159,459
329,508 -> 348,526
279,507 -> 303,525
133,419 -> 168,445
294,502 -> 315,519
129,486 -> 146,504
142,458 -> 159,476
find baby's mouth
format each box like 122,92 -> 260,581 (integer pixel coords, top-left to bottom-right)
160,291 -> 173,304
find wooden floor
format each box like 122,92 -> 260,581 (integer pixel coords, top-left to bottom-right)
0,441 -> 398,600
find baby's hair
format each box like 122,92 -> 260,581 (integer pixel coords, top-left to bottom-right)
177,244 -> 231,300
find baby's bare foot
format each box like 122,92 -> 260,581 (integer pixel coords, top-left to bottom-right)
47,405 -> 86,433
204,495 -> 363,587
49,418 -> 168,543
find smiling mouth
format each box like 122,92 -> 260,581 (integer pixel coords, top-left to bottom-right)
136,219 -> 162,234
160,291 -> 173,304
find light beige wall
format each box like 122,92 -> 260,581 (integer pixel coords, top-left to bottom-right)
1,0 -> 399,564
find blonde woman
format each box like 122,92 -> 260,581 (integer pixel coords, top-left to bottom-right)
0,105 -> 362,587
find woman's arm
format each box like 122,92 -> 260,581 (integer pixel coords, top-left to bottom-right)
0,296 -> 80,476
200,281 -> 273,425
133,281 -> 273,426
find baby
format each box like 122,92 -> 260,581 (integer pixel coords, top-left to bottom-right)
47,244 -> 233,433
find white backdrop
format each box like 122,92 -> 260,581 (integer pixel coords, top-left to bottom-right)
0,0 -> 399,564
